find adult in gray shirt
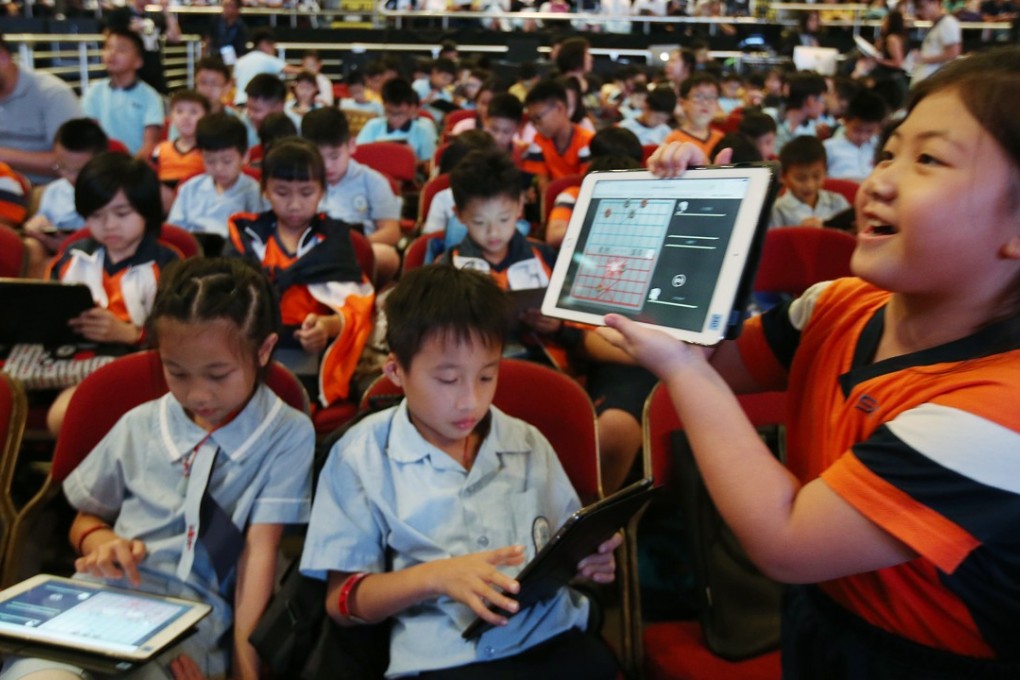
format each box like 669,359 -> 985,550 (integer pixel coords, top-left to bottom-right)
0,35 -> 83,185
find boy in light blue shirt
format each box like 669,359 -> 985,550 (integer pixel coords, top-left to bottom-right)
168,113 -> 263,239
823,90 -> 887,182
619,85 -> 676,147
82,29 -> 164,160
301,266 -> 622,679
356,77 -> 438,165
770,135 -> 850,228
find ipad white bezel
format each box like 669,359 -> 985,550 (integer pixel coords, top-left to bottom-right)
542,166 -> 776,345
0,574 -> 212,662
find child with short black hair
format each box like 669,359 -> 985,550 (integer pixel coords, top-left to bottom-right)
823,90 -> 888,181
225,138 -> 374,408
738,109 -> 779,160
483,92 -> 525,156
770,135 -> 850,228
773,71 -> 828,151
301,264 -> 621,679
2,256 -> 314,680
302,107 -> 402,283
412,56 -> 457,106
664,73 -> 723,157
169,113 -> 263,238
286,70 -> 320,118
194,57 -> 232,115
82,28 -> 164,160
45,152 -> 180,434
356,77 -> 438,164
338,69 -> 384,117
23,118 -> 108,276
153,89 -> 210,210
300,49 -> 334,107
243,73 -> 299,149
619,84 -> 677,147
522,78 -> 594,194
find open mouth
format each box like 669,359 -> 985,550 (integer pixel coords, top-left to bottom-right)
861,216 -> 897,236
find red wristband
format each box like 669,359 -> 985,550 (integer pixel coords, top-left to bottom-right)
337,572 -> 369,619
76,524 -> 110,556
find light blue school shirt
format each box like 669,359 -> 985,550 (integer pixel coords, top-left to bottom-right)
823,128 -> 877,182
619,116 -> 671,146
301,401 -> 590,678
168,172 -> 265,237
769,188 -> 850,228
356,115 -> 437,163
318,158 -> 401,235
35,177 -> 84,232
340,98 -> 385,117
82,78 -> 165,156
62,384 -> 313,676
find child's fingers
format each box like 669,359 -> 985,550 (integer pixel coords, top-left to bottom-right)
111,542 -> 143,586
302,313 -> 318,330
484,545 -> 526,567
598,532 -> 624,553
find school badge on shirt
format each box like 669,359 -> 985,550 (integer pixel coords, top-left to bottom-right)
532,516 -> 551,552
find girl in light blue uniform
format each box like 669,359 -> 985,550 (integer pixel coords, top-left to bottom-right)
3,258 -> 315,680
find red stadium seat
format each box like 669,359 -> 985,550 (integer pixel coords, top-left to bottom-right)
0,225 -> 26,277
754,227 -> 857,296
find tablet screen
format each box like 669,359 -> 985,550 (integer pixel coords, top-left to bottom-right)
544,167 -> 776,344
0,576 -> 211,661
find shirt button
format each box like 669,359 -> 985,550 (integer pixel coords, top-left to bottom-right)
484,645 -> 496,657
477,536 -> 489,547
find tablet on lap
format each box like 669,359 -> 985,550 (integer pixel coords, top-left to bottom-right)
0,279 -> 94,346
543,165 -> 779,345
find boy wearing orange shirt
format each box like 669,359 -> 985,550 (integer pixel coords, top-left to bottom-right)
664,73 -> 724,158
521,79 -> 594,195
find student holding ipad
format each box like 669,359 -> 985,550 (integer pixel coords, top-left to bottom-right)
598,50 -> 1020,679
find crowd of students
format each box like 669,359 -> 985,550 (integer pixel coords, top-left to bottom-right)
1,17 -> 1019,680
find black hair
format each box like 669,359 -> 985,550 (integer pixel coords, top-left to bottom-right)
54,118 -> 108,155
556,36 -> 590,74
149,257 -> 280,359
680,72 -> 720,99
486,92 -> 523,123
518,62 -> 538,81
385,265 -> 510,369
293,70 -> 318,87
250,28 -> 277,48
196,112 -> 248,153
746,72 -> 766,90
439,38 -> 459,55
258,114 -> 298,153
381,77 -> 418,106
345,69 -> 366,87
363,60 -> 386,79
301,107 -> 351,146
738,109 -> 778,138
785,72 -> 827,110
432,57 -> 457,77
246,73 -> 287,103
779,135 -> 827,171
585,155 -> 641,175
0,35 -> 8,54
302,48 -> 321,61
196,56 -> 231,82
75,152 -> 162,237
844,89 -> 889,124
646,85 -> 678,114
261,137 -> 325,189
170,89 -> 211,113
105,28 -> 145,61
450,149 -> 521,210
831,76 -> 862,104
711,132 -> 763,163
439,129 -> 498,175
590,127 -> 643,162
524,78 -> 568,107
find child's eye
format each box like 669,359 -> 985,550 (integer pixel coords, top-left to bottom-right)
480,375 -> 495,383
917,153 -> 943,166
437,377 -> 457,385
209,373 -> 231,381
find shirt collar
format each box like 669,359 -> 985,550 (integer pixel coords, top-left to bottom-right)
386,119 -> 414,134
158,383 -> 284,464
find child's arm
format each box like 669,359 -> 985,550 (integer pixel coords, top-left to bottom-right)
137,125 -> 162,162
294,312 -> 344,354
324,546 -> 526,628
232,523 -> 284,680
597,315 -> 917,583
368,218 -> 401,246
70,511 -> 147,586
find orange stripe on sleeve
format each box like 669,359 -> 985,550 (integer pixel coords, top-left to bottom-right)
822,453 -> 981,573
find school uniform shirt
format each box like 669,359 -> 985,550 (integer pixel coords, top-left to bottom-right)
773,116 -> 820,154
619,116 -> 671,147
521,124 -> 594,180
0,161 -> 28,227
62,384 -> 313,676
225,211 -> 375,406
824,128 -> 878,182
736,277 -> 1020,660
318,158 -> 402,236
49,235 -> 180,326
301,401 -> 591,677
168,173 -> 265,238
547,184 -> 581,229
34,177 -> 84,232
152,139 -> 206,185
421,187 -> 531,261
356,115 -> 438,163
769,189 -> 850,229
82,78 -> 165,156
663,127 -> 724,160
339,98 -> 385,117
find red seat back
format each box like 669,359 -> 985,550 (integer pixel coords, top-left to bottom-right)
349,229 -> 375,283
542,173 -> 582,228
753,227 -> 856,296
60,225 -> 202,260
353,142 -> 417,185
402,231 -> 444,274
419,173 -> 451,223
0,225 -> 26,278
822,177 -> 861,205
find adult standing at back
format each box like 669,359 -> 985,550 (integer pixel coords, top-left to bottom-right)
206,0 -> 249,65
0,34 -> 83,185
232,28 -> 300,106
910,0 -> 961,85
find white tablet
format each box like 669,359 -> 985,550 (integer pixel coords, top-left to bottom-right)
0,574 -> 212,664
543,166 -> 778,345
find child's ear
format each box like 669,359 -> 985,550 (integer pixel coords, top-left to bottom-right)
346,138 -> 358,155
1001,235 -> 1020,260
383,352 -> 404,386
258,333 -> 278,367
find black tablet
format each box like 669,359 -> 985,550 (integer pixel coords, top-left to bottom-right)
0,279 -> 95,345
462,478 -> 657,640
